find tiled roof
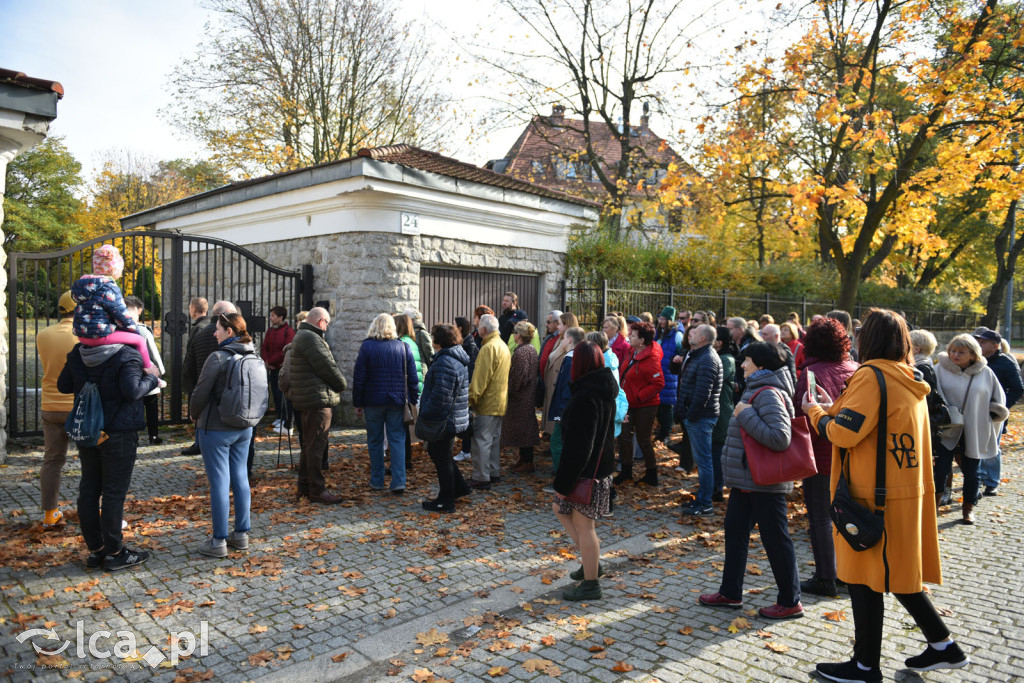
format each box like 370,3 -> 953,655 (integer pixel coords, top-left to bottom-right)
356,145 -> 598,207
0,68 -> 64,98
496,110 -> 694,201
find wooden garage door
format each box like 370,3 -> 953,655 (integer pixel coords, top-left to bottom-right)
419,267 -> 540,329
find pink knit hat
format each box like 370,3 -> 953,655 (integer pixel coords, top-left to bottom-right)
92,244 -> 124,277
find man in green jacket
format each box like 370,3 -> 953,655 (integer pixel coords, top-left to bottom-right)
468,314 -> 511,490
289,307 -> 347,504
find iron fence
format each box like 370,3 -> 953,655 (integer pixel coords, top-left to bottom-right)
562,279 -> 986,333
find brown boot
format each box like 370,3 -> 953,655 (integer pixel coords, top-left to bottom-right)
961,502 -> 975,525
511,460 -> 535,474
309,489 -> 343,505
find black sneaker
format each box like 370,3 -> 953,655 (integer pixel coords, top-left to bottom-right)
149,436 -> 163,445
562,580 -> 602,601
681,504 -> 714,517
569,563 -> 605,581
983,486 -> 999,497
181,443 -> 201,456
816,660 -> 883,683
104,547 -> 151,572
85,549 -> 105,569
800,576 -> 839,597
905,642 -> 969,671
421,499 -> 455,513
612,471 -> 632,485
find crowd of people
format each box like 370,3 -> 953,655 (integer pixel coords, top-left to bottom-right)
37,245 -> 1024,679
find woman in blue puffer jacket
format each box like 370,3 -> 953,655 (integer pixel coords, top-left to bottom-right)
418,324 -> 472,513
656,307 -> 684,441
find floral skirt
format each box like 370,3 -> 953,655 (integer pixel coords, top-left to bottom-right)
555,475 -> 613,520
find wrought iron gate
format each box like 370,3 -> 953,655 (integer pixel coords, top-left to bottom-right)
6,230 -> 313,437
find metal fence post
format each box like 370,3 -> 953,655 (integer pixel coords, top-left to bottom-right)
801,295 -> 807,323
722,289 -> 729,319
601,279 -> 608,321
168,237 -> 184,423
764,292 -> 770,316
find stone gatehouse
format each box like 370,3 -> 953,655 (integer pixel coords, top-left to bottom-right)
121,145 -> 598,420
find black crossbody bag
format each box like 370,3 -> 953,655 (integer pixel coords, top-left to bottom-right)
830,366 -> 887,552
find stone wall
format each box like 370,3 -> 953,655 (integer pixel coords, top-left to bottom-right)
243,232 -> 565,424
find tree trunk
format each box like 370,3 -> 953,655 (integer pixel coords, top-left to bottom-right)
982,199 -> 1021,329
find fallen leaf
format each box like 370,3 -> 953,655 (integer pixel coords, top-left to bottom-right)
247,650 -> 274,667
487,666 -> 508,677
611,661 -> 634,672
522,658 -> 561,676
331,652 -> 350,663
678,626 -> 694,635
249,624 -> 268,634
824,610 -> 848,622
415,628 -> 449,647
766,641 -> 790,653
540,635 -> 556,646
728,617 -> 752,633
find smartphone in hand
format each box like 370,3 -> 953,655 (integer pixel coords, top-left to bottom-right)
807,370 -> 817,402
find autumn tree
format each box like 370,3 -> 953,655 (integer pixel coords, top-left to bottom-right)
478,0 -> 721,233
1,136 -> 84,251
706,0 -> 1024,311
166,0 -> 451,176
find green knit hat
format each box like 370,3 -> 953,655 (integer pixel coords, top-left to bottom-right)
660,306 -> 677,321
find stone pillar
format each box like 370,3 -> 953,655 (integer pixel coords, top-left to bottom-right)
0,146 -> 13,462
0,119 -> 50,463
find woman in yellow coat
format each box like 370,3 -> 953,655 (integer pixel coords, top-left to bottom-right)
803,309 -> 969,683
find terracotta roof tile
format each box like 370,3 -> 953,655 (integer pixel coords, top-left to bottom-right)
357,145 -> 598,207
0,68 -> 64,98
496,113 -> 693,201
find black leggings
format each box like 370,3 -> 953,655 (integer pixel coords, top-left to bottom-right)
848,583 -> 950,667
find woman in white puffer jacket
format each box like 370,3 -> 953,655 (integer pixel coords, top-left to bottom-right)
934,334 -> 1008,525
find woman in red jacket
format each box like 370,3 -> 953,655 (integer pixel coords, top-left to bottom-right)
615,321 -> 665,486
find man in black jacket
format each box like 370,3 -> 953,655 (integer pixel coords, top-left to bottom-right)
498,292 -> 528,343
59,342 -> 159,571
675,324 -> 723,517
973,327 -> 1023,495
181,300 -> 237,455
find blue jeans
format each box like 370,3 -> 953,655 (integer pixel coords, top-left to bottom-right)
365,405 -> 406,490
198,428 -> 252,539
978,451 -> 1001,488
685,416 -> 718,507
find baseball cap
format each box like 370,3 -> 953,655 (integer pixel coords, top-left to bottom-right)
972,326 -> 1001,342
58,291 -> 75,315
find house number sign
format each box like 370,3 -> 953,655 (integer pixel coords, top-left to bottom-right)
401,212 -> 420,235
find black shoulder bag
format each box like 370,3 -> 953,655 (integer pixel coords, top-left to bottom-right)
830,366 -> 887,552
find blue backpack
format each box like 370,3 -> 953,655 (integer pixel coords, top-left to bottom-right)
65,381 -> 105,447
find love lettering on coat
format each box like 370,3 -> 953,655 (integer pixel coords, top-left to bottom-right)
888,432 -> 918,469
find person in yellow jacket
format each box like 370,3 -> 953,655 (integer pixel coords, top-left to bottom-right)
36,291 -> 79,527
467,314 -> 511,490
803,309 -> 969,682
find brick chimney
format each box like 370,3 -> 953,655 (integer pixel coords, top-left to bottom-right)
551,104 -> 565,125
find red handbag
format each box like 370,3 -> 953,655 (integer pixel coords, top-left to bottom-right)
740,386 -> 817,486
565,447 -> 603,505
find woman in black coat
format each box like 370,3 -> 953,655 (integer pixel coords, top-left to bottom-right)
418,324 -> 472,513
552,340 -> 619,602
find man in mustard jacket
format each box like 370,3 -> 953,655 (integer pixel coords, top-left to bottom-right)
468,314 -> 511,490
36,291 -> 79,526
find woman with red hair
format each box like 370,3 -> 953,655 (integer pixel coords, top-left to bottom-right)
552,341 -> 619,602
793,318 -> 858,596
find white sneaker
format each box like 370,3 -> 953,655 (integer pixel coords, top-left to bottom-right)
274,426 -> 293,436
273,419 -> 283,428
453,451 -> 471,462
542,486 -> 555,494
121,519 -> 128,530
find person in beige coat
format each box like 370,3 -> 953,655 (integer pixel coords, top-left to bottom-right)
933,334 -> 1007,525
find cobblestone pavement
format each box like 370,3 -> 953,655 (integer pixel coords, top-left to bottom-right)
1,415 -> 1022,683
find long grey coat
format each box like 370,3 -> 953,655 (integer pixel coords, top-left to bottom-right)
721,367 -> 796,493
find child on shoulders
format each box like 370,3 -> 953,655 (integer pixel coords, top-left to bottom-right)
71,244 -> 159,377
